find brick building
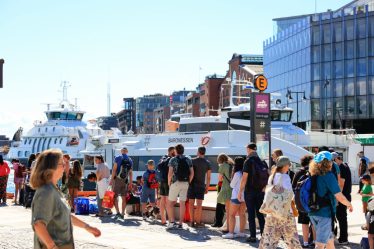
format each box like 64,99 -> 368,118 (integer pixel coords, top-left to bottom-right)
222,54 -> 264,107
153,106 -> 171,133
200,75 -> 225,116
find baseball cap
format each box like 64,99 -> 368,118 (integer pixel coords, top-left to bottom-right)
361,174 -> 371,181
121,146 -> 128,151
247,143 -> 257,150
314,151 -> 332,163
276,156 -> 291,168
331,152 -> 339,160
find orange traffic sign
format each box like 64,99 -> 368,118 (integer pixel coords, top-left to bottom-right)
254,75 -> 268,91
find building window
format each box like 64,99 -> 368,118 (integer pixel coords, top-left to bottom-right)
311,81 -> 321,98
357,18 -> 366,39
312,46 -> 320,63
333,61 -> 343,78
345,41 -> 354,59
357,77 -> 367,96
334,43 -> 343,60
357,58 -> 367,76
334,22 -> 342,42
345,20 -> 354,40
345,60 -> 354,77
311,100 -> 321,119
370,58 -> 374,76
370,77 -> 374,94
334,98 -> 343,120
370,95 -> 374,116
370,16 -> 374,37
357,96 -> 367,116
357,39 -> 366,58
323,44 -> 331,61
345,97 -> 355,117
334,79 -> 343,97
313,25 -> 320,45
346,78 -> 355,96
323,24 -> 331,44
370,39 -> 374,56
312,64 -> 320,81
323,62 -> 331,79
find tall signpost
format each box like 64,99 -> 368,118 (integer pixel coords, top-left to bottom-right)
0,59 -> 4,88
250,74 -> 271,161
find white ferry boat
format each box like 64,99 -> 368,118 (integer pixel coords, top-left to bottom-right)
6,82 -> 107,162
81,98 -> 312,185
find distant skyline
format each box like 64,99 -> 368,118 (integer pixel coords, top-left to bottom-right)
0,0 -> 348,138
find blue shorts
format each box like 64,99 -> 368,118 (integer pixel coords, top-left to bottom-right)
140,187 -> 156,204
230,198 -> 242,205
309,216 -> 334,244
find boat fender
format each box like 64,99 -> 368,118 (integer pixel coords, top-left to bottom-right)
201,136 -> 210,146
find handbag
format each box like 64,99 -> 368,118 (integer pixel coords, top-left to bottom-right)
259,174 -> 294,220
102,187 -> 115,209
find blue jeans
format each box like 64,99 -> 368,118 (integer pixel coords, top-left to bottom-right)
244,190 -> 265,238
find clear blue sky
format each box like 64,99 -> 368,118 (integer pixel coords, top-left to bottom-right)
0,0 -> 348,138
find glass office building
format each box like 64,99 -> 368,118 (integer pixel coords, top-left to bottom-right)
264,0 -> 374,133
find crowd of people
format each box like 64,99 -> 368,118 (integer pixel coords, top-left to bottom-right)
1,144 -> 374,248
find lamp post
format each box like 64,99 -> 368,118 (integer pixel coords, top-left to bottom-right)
286,89 -> 308,127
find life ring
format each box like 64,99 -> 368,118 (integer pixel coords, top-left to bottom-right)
201,136 -> 210,146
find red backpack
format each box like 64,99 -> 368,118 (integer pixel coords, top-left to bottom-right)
147,171 -> 159,189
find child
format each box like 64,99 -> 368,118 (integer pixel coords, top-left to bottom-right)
66,160 -> 83,212
141,160 -> 158,220
128,176 -> 142,216
361,174 -> 373,230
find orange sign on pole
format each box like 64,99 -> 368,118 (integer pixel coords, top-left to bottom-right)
254,74 -> 268,92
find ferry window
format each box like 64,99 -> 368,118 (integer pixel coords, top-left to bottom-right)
131,156 -> 139,171
53,127 -> 56,132
271,111 -> 280,121
29,139 -> 32,145
45,127 -> 48,132
77,113 -> 83,121
54,138 -> 58,144
280,111 -> 292,122
60,138 -> 63,144
47,138 -> 52,149
24,139 -> 27,145
60,113 -> 67,120
18,151 -> 21,157
38,128 -> 41,133
51,112 -> 61,119
67,112 -> 77,120
179,123 -> 228,132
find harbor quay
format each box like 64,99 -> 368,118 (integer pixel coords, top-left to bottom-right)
0,186 -> 366,249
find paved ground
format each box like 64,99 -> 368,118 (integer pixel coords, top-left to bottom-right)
0,186 -> 366,249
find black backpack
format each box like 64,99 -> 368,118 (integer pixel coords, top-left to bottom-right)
157,156 -> 171,182
176,157 -> 190,182
248,157 -> 269,192
118,157 -> 131,181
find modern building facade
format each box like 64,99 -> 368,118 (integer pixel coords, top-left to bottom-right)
153,106 -> 171,133
136,94 -> 169,133
117,98 -> 136,134
264,0 -> 374,132
96,115 -> 119,131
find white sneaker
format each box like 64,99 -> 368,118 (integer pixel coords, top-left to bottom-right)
222,233 -> 234,239
234,232 -> 247,238
166,222 -> 176,230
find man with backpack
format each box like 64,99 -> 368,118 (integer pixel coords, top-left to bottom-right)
157,146 -> 176,224
238,143 -> 269,243
167,144 -> 194,230
332,152 -> 352,245
111,147 -> 133,219
188,146 -> 212,228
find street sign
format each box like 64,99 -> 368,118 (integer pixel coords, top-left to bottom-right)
250,92 -> 271,161
254,74 -> 268,92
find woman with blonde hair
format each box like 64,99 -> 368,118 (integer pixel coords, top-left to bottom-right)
216,153 -> 233,232
30,149 -> 100,249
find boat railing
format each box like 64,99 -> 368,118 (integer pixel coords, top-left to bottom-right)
271,128 -> 358,147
